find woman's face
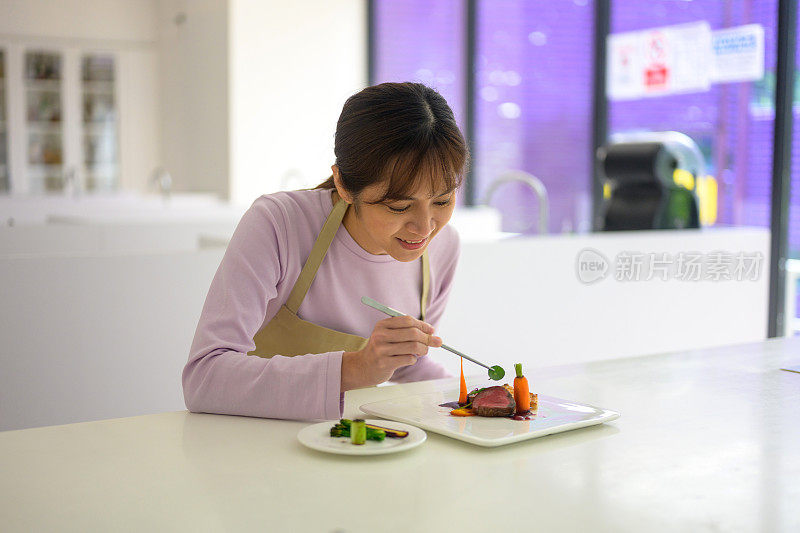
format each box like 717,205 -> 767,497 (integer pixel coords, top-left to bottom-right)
334,169 -> 457,262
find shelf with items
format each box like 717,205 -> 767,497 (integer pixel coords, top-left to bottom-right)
84,162 -> 118,174
82,55 -> 114,82
28,132 -> 63,166
25,163 -> 64,193
81,54 -> 118,191
82,123 -> 116,136
26,163 -> 63,175
26,90 -> 62,123
84,167 -> 118,192
27,121 -> 63,133
83,93 -> 115,123
82,118 -> 116,128
24,51 -> 64,194
25,52 -> 61,81
82,80 -> 114,95
84,130 -> 117,164
24,79 -> 61,92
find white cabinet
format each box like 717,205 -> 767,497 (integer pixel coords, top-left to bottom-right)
1,43 -> 122,194
0,36 -> 160,197
80,55 -> 119,192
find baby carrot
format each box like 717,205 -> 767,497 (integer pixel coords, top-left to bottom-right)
458,357 -> 468,404
513,363 -> 530,414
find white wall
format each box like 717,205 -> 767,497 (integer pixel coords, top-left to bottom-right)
228,0 -> 368,205
118,46 -> 161,192
157,0 -> 229,199
151,0 -> 369,202
0,0 -> 157,42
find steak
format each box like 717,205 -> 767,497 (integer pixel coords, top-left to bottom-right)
472,386 -> 516,417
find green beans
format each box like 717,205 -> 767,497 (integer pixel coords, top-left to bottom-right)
351,419 -> 367,445
329,419 -> 386,443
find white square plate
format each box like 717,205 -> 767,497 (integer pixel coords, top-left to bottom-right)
360,389 -> 620,447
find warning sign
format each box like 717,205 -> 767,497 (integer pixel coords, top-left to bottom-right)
608,22 -> 712,100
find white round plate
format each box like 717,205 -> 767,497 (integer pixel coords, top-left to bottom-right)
297,419 -> 426,456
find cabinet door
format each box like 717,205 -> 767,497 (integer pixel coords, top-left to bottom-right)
0,50 -> 8,192
1,43 -> 143,195
81,54 -> 118,192
24,50 -> 64,193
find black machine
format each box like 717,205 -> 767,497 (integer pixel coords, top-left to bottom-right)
597,140 -> 701,231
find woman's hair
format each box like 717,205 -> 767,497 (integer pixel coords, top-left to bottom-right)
316,82 -> 469,204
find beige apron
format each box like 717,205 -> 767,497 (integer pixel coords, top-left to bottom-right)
248,197 -> 430,358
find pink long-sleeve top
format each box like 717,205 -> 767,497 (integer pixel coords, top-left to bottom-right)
183,187 -> 459,421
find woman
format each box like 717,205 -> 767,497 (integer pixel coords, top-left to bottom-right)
183,82 -> 469,420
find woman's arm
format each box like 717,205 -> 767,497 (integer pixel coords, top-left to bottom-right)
182,198 -> 344,421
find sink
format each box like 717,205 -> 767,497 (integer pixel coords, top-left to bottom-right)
448,206 -> 518,241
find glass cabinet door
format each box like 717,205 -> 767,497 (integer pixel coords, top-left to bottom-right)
82,55 -> 118,192
25,51 -> 63,193
0,50 -> 8,192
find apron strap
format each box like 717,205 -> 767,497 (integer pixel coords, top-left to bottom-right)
420,250 -> 430,321
286,195 -> 432,319
285,198 -> 349,313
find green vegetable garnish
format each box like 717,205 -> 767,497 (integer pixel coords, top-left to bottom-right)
488,365 -> 505,381
351,419 -> 367,445
330,419 -> 386,442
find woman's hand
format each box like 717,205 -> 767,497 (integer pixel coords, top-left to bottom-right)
340,315 -> 443,391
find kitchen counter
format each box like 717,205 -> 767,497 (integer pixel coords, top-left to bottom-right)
1,336 -> 798,532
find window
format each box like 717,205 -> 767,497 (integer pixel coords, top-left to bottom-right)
373,0 -> 594,233
609,1 -> 779,231
476,0 -> 594,233
373,0 -> 465,128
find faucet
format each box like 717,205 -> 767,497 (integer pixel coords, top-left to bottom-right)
150,167 -> 173,201
482,170 -> 549,234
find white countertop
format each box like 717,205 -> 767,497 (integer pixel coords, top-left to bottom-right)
1,337 -> 798,532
